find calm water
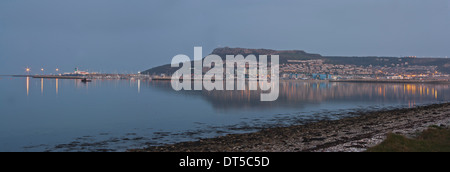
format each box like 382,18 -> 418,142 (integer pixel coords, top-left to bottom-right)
0,76 -> 449,152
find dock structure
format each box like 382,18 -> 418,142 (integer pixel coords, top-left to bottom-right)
32,75 -> 84,79
28,74 -> 153,80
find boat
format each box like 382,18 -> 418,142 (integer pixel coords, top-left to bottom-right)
81,78 -> 92,82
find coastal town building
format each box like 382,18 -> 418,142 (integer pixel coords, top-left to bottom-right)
280,59 -> 443,80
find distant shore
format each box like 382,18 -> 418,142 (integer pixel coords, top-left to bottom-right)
130,102 -> 450,152
6,75 -> 450,84
330,79 -> 450,84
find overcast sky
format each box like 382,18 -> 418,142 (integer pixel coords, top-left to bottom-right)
1,0 -> 449,74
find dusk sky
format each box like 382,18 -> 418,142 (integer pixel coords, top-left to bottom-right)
1,0 -> 449,74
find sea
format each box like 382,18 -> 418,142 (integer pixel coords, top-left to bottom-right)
0,76 -> 448,151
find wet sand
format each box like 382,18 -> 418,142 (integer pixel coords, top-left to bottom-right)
130,103 -> 450,152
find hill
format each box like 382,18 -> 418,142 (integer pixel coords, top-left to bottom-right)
142,47 -> 450,75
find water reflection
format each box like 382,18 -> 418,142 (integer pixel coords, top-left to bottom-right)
40,78 -> 44,94
8,77 -> 450,152
144,80 -> 449,110
56,79 -> 59,95
138,79 -> 141,93
22,78 -> 449,110
26,77 -> 30,96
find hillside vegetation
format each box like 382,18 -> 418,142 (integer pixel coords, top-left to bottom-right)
142,47 -> 450,75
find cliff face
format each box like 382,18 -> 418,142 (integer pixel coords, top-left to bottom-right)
211,47 -> 322,61
211,47 -> 279,56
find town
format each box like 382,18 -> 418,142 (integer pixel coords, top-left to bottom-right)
279,59 -> 449,81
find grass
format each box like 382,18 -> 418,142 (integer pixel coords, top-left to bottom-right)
367,126 -> 450,152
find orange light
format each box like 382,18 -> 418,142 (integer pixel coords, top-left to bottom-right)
56,68 -> 59,72
26,68 -> 30,72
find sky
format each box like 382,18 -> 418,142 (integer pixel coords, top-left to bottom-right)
1,0 -> 449,74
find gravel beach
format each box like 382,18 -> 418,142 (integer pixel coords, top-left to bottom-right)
130,103 -> 450,152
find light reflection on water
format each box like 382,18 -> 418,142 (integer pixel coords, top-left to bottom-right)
0,77 -> 449,151
148,80 -> 446,110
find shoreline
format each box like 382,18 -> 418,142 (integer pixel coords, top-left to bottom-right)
130,102 -> 450,152
329,79 -> 450,84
